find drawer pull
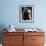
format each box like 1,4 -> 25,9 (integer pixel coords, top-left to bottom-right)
32,39 -> 36,40
9,38 -> 13,40
9,38 -> 12,40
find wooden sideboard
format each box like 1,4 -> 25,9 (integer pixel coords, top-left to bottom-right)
2,32 -> 45,46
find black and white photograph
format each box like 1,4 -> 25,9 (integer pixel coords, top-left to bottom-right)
19,5 -> 34,23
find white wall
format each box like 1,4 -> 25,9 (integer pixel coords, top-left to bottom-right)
0,0 -> 46,29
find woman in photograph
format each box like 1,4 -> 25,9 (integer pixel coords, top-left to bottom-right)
22,8 -> 30,20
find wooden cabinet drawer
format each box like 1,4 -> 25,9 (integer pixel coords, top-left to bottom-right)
32,44 -> 44,46
24,32 -> 44,36
3,35 -> 23,44
3,32 -> 23,36
32,36 -> 45,44
3,40 -> 23,46
3,44 -> 15,46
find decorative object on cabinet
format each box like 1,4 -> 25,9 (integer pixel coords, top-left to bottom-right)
19,5 -> 34,23
7,24 -> 16,32
24,28 -> 38,32
2,30 -> 45,46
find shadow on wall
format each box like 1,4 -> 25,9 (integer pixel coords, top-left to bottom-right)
0,24 -> 7,43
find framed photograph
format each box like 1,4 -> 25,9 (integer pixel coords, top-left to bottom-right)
19,5 -> 34,23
